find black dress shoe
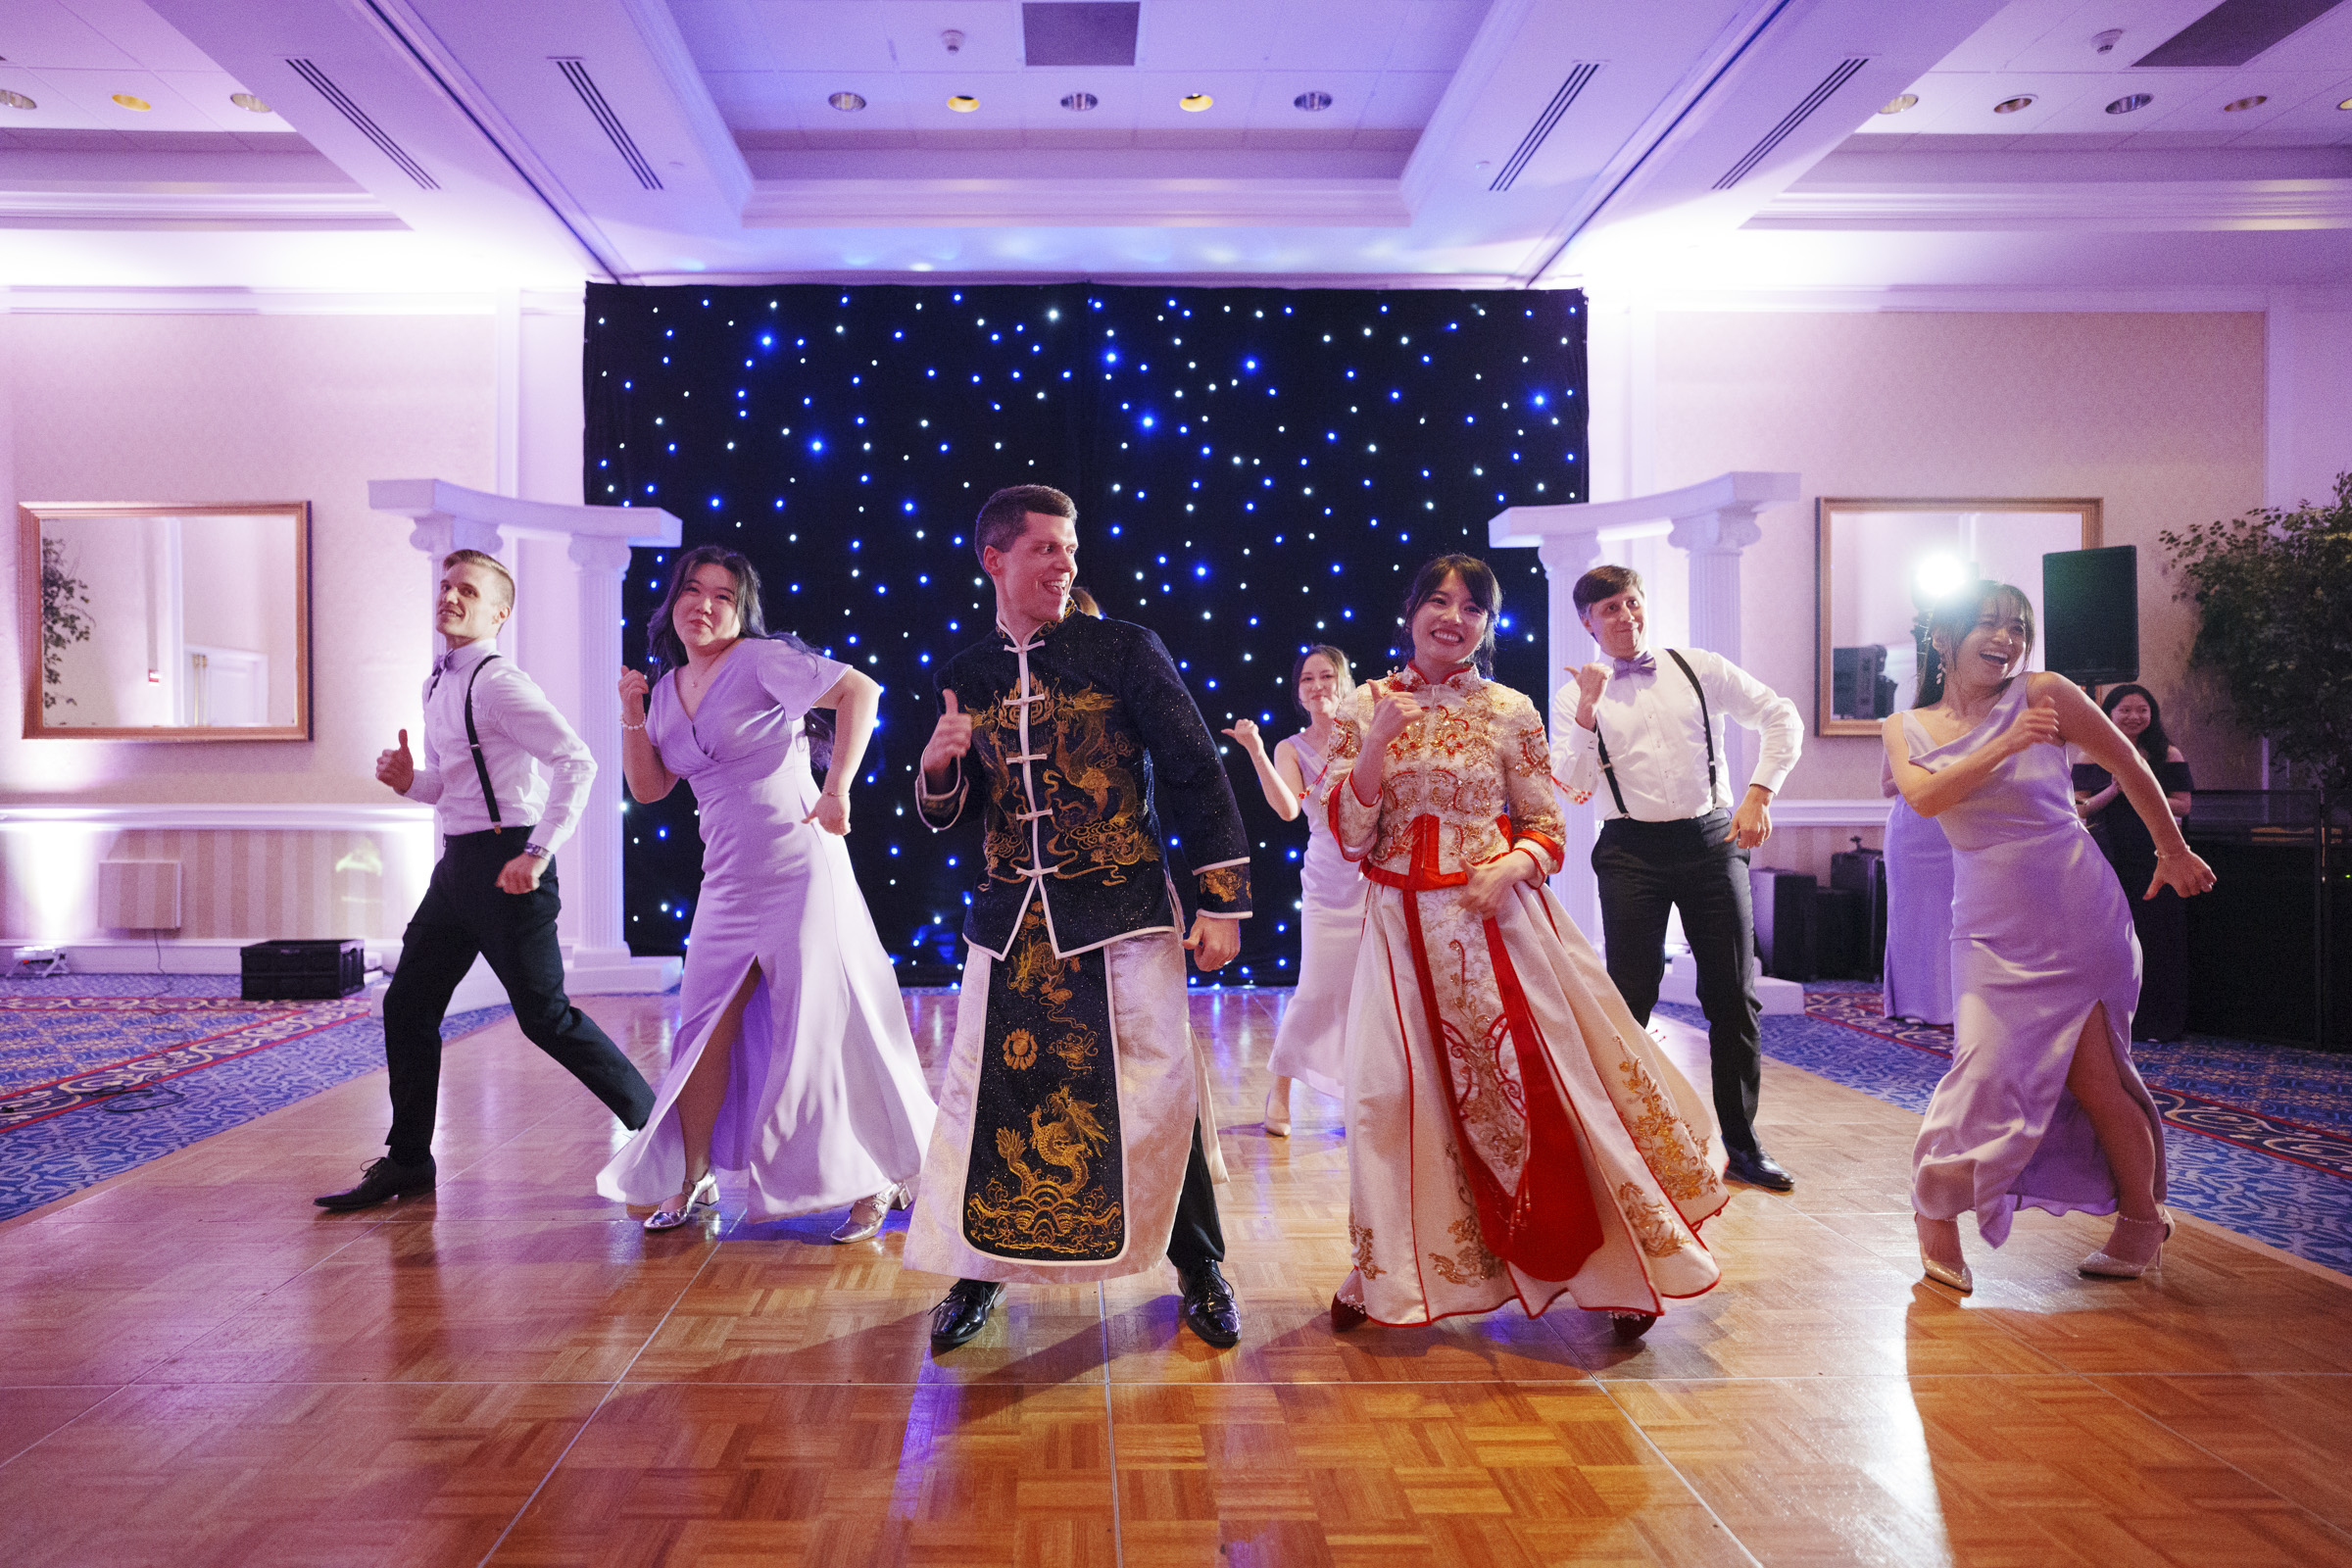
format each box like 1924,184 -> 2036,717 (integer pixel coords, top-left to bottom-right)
1177,1261 -> 1241,1349
1611,1311 -> 1658,1344
315,1154 -> 436,1211
929,1278 -> 1004,1353
1725,1148 -> 1795,1192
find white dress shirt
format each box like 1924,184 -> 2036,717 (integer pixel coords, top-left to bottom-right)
402,640 -> 596,856
1550,647 -> 1801,822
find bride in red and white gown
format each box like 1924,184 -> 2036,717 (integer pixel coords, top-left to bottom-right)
1322,555 -> 1727,1337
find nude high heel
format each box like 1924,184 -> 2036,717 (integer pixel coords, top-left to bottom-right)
2080,1210 -> 2172,1279
1915,1213 -> 1973,1296
832,1181 -> 911,1244
1264,1078 -> 1292,1138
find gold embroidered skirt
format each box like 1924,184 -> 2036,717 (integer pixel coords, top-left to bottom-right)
1341,879 -> 1728,1325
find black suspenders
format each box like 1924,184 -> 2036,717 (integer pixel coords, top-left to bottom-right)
461,656 -> 504,829
1593,649 -> 1716,819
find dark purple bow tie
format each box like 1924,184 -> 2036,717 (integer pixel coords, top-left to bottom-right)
1613,653 -> 1656,678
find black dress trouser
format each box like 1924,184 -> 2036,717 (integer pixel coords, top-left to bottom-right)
1165,1121 -> 1226,1273
1592,810 -> 1766,1155
382,826 -> 655,1164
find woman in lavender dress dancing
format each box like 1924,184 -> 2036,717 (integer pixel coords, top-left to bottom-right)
599,546 -> 936,1240
1884,583 -> 2213,1293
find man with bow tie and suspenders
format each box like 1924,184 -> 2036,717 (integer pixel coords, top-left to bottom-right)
316,549 -> 654,1211
1550,564 -> 1805,1192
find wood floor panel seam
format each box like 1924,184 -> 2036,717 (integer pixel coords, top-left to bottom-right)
470,1200 -> 733,1567
1589,1375 -> 1769,1568
0,1384 -> 128,1476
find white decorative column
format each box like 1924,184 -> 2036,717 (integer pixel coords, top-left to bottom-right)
1666,489 -> 1782,793
565,533 -> 638,988
371,478 -> 682,995
1535,531 -> 1604,937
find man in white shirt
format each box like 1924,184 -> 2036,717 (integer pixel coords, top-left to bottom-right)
317,550 -> 654,1210
1551,564 -> 1803,1192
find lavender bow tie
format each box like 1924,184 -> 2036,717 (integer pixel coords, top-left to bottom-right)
1613,653 -> 1656,679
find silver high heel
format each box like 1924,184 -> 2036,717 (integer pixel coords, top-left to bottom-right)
643,1172 -> 718,1232
832,1181 -> 912,1244
2080,1209 -> 2173,1279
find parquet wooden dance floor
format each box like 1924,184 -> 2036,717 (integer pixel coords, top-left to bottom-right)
3,987 -> 2349,1567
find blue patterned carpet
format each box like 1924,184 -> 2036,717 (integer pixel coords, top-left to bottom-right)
0,975 -> 509,1222
1661,985 -> 2352,1274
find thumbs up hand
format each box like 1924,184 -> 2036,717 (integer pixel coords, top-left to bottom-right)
375,728 -> 416,795
920,690 -> 974,793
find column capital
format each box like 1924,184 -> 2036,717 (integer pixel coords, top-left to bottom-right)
1667,504 -> 1764,557
567,534 -> 634,573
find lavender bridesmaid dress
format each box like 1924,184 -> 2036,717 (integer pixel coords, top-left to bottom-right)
598,637 -> 936,1220
1903,679 -> 2164,1247
1880,759 -> 1954,1026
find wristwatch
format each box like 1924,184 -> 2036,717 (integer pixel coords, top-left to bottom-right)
523,842 -> 551,860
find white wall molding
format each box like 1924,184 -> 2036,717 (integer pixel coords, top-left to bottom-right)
1,286 -> 585,317
1626,283 -> 2278,314
1767,798 -> 1893,828
0,803 -> 435,832
743,177 -> 1413,229
1749,178 -> 2352,232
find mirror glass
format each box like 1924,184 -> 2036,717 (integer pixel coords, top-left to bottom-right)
23,502 -> 311,740
1816,498 -> 2098,736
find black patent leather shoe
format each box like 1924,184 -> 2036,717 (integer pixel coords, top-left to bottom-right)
929,1279 -> 1005,1353
1177,1261 -> 1241,1349
1611,1311 -> 1658,1344
1725,1148 -> 1795,1192
315,1154 -> 436,1211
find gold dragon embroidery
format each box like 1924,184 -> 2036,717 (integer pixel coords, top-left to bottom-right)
965,1084 -> 1124,1254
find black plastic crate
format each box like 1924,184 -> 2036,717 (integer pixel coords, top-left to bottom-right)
241,939 -> 366,1001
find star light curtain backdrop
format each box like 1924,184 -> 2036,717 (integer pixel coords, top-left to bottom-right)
585,282 -> 1588,984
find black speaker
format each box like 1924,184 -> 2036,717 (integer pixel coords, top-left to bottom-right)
1748,868 -> 1819,982
2043,545 -> 2138,684
1832,644 -> 1888,720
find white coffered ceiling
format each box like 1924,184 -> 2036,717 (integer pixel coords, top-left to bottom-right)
0,0 -> 2345,294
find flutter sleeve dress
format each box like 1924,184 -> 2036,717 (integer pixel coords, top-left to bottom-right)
1904,679 -> 2166,1246
597,637 -> 937,1220
1264,741 -> 1367,1101
1321,665 -> 1727,1326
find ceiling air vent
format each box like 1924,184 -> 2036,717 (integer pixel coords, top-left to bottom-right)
284,58 -> 437,190
2133,0 -> 2345,69
1022,3 -> 1140,68
556,59 -> 662,190
1490,63 -> 1601,192
1712,56 -> 1871,191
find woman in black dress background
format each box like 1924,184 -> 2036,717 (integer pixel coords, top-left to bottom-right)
2073,684 -> 2194,1042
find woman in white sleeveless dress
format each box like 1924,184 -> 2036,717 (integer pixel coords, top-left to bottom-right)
1224,646 -> 1366,1134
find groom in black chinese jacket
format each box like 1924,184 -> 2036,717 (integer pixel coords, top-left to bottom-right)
904,484 -> 1252,1354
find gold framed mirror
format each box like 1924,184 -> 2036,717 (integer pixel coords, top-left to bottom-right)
21,501 -> 312,742
1816,497 -> 2101,737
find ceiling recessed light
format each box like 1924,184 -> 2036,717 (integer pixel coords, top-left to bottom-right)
2105,93 -> 2152,115
828,91 -> 865,112
1878,93 -> 1918,115
111,93 -> 151,112
0,89 -> 33,112
1180,93 -> 1213,113
2222,95 -> 2268,112
947,94 -> 979,113
1295,91 -> 1333,112
1060,91 -> 1097,112
229,91 -> 270,114
1992,95 -> 2035,115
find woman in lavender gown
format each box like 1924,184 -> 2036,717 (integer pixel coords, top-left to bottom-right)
1222,645 -> 1365,1133
1884,583 -> 2213,1293
1879,758 -> 1954,1026
599,545 -> 936,1238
